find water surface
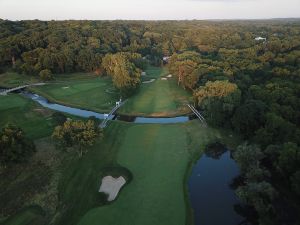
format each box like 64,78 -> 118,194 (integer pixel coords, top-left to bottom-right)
188,150 -> 244,225
23,92 -> 190,124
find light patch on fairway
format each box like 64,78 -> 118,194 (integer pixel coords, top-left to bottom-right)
99,176 -> 126,201
142,79 -> 155,84
62,86 -> 69,89
161,77 -> 167,80
105,88 -> 117,94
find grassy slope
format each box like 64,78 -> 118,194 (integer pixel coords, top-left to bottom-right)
1,67 -> 190,117
119,67 -> 191,117
0,94 -> 54,139
31,75 -> 119,113
0,72 -> 38,88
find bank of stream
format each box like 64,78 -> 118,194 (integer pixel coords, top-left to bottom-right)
22,92 -> 191,124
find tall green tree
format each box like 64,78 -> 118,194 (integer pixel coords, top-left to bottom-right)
102,52 -> 141,95
52,120 -> 102,157
0,124 -> 35,167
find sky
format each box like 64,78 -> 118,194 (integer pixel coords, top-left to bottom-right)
0,0 -> 299,20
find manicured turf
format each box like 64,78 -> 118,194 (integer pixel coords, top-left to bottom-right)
0,72 -> 38,88
31,75 -> 119,113
1,68 -> 191,116
119,67 -> 192,117
54,123 -> 128,225
0,94 -> 55,139
143,66 -> 167,78
0,68 -> 239,225
52,120 -> 222,225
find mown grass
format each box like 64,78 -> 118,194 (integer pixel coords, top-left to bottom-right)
0,94 -> 55,139
143,66 -> 167,78
0,69 -> 240,225
0,72 -> 38,88
55,120 -> 223,225
1,68 -> 191,117
31,75 -> 119,113
53,122 -> 129,225
119,67 -> 192,117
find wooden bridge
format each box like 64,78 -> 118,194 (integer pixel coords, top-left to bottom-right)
187,104 -> 207,126
99,100 -> 127,128
0,83 -> 46,96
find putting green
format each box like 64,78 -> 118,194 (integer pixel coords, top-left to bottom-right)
119,67 -> 191,117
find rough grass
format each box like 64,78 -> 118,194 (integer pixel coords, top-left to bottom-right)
1,206 -> 45,225
0,138 -> 67,225
119,67 -> 192,117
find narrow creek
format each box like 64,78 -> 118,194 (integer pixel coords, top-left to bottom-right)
22,92 -> 190,124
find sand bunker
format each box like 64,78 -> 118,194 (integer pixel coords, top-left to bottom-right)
142,79 -> 155,84
62,86 -> 69,89
99,176 -> 126,201
167,74 -> 173,78
161,77 -> 167,80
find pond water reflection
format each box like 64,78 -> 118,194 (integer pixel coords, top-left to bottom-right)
188,146 -> 245,225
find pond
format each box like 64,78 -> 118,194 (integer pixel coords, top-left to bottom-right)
22,92 -> 190,124
188,146 -> 245,225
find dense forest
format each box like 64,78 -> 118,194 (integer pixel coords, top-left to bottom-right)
0,19 -> 300,225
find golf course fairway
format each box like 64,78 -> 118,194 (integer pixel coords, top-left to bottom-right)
0,67 -> 235,225
119,67 -> 191,117
76,121 -> 217,225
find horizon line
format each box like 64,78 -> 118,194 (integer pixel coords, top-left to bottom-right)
1,17 -> 300,22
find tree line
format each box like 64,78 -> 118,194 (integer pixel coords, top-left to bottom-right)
167,20 -> 300,225
1,18 -> 300,224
